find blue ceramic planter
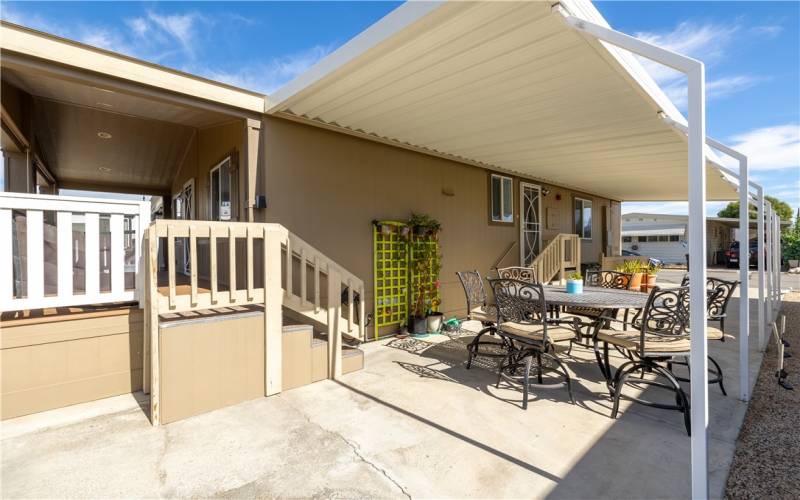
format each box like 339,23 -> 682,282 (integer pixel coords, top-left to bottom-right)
566,280 -> 583,294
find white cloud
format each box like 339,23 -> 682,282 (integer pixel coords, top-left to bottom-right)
634,21 -> 771,109
145,11 -> 207,58
721,123 -> 800,171
194,44 -> 334,94
125,17 -> 149,37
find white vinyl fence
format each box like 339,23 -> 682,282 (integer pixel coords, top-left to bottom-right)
0,192 -> 150,312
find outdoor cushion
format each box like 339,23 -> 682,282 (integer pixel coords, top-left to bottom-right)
596,329 -> 691,355
707,325 -> 734,341
470,305 -> 497,323
499,321 -> 577,342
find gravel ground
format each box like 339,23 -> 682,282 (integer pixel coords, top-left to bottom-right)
725,292 -> 800,499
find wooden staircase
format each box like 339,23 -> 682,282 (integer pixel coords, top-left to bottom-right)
530,233 -> 581,284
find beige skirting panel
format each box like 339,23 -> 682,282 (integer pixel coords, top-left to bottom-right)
1,307 -> 143,420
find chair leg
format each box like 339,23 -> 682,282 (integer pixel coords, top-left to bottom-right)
522,354 -> 533,410
544,351 -> 575,405
466,326 -> 496,370
611,361 -> 641,419
536,351 -> 543,384
709,355 -> 727,396
652,363 -> 691,436
496,352 -> 512,388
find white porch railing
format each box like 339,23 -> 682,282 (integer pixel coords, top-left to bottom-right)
0,192 -> 150,312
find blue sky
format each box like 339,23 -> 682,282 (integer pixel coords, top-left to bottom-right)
2,1 -> 798,218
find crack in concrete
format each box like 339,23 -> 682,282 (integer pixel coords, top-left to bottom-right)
282,398 -> 412,499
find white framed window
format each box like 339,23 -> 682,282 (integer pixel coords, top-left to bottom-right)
573,197 -> 592,239
490,173 -> 513,223
210,157 -> 232,221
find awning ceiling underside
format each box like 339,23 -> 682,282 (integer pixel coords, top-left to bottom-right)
269,1 -> 737,202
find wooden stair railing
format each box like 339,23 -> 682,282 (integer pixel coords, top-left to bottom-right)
530,234 -> 581,284
143,219 -> 365,426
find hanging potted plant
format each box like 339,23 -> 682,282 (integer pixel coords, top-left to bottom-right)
566,271 -> 583,294
408,213 -> 441,237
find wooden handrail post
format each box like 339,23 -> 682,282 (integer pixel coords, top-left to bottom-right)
263,226 -> 283,396
147,226 -> 160,425
327,268 -> 343,379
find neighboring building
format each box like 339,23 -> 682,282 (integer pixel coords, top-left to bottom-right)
622,213 -> 785,265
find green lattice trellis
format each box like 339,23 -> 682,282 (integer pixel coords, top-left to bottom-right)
373,221 -> 409,336
373,220 -> 442,339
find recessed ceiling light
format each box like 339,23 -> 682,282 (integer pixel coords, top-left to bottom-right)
97,131 -> 112,139
96,102 -> 114,108
98,166 -> 112,173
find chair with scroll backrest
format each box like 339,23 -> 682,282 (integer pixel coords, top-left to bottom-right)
592,286 -> 694,434
456,270 -> 506,369
489,278 -> 579,409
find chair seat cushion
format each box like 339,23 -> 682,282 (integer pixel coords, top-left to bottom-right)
499,321 -> 577,342
596,329 -> 691,355
707,325 -> 734,341
471,305 -> 497,323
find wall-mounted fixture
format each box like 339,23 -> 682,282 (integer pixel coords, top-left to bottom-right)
97,131 -> 112,139
555,193 -> 561,201
541,187 -> 551,196
254,195 -> 267,209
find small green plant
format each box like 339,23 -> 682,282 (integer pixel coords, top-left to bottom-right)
568,271 -> 582,281
616,260 -> 644,274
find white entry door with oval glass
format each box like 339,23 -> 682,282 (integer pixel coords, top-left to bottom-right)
520,182 -> 542,266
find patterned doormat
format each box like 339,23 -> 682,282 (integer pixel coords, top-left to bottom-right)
387,337 -> 433,354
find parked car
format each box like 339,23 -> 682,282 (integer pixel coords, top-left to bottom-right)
621,249 -> 663,268
725,239 -> 761,267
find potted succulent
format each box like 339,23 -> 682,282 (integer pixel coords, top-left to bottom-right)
566,271 -> 583,294
616,260 -> 645,292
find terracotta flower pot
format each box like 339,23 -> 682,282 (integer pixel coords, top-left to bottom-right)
629,272 -> 643,292
646,274 -> 657,291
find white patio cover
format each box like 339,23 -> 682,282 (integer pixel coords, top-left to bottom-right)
267,0 -> 737,202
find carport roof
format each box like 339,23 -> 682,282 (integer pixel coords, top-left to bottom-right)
267,0 -> 738,202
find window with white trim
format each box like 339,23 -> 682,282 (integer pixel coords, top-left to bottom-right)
210,157 -> 232,221
573,197 -> 592,239
490,174 -> 513,223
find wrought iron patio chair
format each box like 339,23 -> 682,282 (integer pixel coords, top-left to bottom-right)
592,286 -> 694,435
489,278 -> 580,409
456,270 -> 506,369
497,266 -> 537,283
673,275 -> 739,395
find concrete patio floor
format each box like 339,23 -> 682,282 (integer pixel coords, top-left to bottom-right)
0,281 -> 778,499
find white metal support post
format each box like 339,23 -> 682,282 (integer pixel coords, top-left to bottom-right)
703,138 -> 750,401
756,187 -> 766,349
766,204 -> 773,328
554,6 -> 710,497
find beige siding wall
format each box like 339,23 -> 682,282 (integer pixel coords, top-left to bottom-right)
258,117 -> 619,320
159,314 -> 264,425
170,120 -> 244,221
1,309 -> 143,420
